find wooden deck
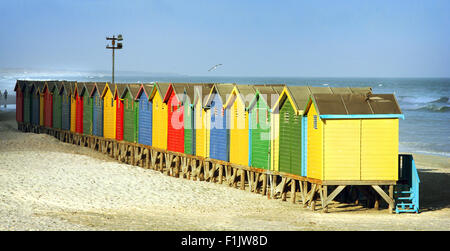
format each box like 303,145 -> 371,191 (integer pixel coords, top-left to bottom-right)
18,122 -> 398,213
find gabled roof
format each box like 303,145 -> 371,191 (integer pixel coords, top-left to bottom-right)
224,84 -> 256,109
149,82 -> 171,101
47,81 -> 61,94
204,83 -> 235,107
163,83 -> 189,104
248,84 -> 285,111
184,84 -> 195,105
135,83 -> 154,100
114,84 -> 127,99
193,83 -> 215,107
14,80 -> 26,92
91,82 -> 107,97
101,83 -> 115,98
121,83 -> 141,99
80,82 -> 95,96
305,93 -> 403,119
35,81 -> 46,94
273,86 -> 372,115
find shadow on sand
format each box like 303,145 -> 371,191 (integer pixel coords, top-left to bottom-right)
418,169 -> 450,212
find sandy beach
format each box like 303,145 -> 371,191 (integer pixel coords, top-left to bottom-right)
0,110 -> 449,231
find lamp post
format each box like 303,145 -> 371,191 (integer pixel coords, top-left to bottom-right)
106,34 -> 123,84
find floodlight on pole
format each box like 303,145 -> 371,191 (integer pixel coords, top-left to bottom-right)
106,34 -> 124,84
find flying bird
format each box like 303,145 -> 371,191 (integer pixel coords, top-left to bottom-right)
208,64 -> 223,72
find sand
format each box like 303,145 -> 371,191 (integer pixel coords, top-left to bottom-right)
0,110 -> 449,230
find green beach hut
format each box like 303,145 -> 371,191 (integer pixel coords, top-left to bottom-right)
121,83 -> 140,143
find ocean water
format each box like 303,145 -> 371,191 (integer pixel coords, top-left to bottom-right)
1,72 -> 449,157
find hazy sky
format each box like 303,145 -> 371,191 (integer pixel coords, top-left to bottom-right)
1,0 -> 449,77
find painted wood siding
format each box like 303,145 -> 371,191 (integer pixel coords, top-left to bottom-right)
44,89 -> 53,127
209,94 -> 229,161
23,88 -> 31,123
123,92 -> 139,143
39,94 -> 44,126
138,94 -> 152,146
184,104 -> 194,155
250,98 -> 271,170
103,87 -> 116,139
323,119 -> 361,180
270,112 -> 279,171
279,98 -> 302,176
15,89 -> 23,122
361,119 -> 399,180
229,97 -> 249,166
76,95 -> 83,134
152,90 -> 168,150
195,100 -> 209,158
115,96 -> 124,141
53,91 -> 62,129
83,92 -> 93,135
306,103 -> 323,180
93,92 -> 103,137
61,94 -> 71,131
70,94 -> 77,132
32,93 -> 40,125
167,91 -> 185,153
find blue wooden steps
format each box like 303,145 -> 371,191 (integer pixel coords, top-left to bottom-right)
395,154 -> 420,214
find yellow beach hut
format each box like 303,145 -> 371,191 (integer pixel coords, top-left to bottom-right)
102,83 -> 117,139
224,84 -> 256,166
304,93 -> 403,181
193,84 -> 215,158
150,82 -> 171,150
271,86 -> 372,175
70,82 -> 77,132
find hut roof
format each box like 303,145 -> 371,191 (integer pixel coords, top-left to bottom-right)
150,82 -> 171,101
248,84 -> 285,110
273,86 -> 372,115
184,84 -> 195,105
35,81 -> 46,94
136,83 -> 154,100
121,83 -> 141,99
163,83 -> 188,103
204,83 -> 235,107
80,82 -> 95,96
91,82 -> 107,97
14,80 -> 26,92
193,83 -> 215,107
308,93 -> 402,117
114,84 -> 127,99
224,84 -> 256,109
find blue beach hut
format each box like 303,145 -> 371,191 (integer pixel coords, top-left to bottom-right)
61,81 -> 72,131
137,83 -> 154,146
92,82 -> 106,137
206,83 -> 235,162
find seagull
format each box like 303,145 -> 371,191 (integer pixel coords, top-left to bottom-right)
208,64 -> 223,72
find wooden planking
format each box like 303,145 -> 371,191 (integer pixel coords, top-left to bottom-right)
361,119 -> 399,180
323,119 -> 361,180
306,101 -> 323,180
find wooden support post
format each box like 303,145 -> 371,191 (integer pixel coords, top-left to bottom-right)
389,185 -> 394,213
240,169 -> 245,190
372,185 -> 394,214
291,179 -> 296,204
322,185 -> 328,213
262,174 -> 267,196
217,164 -> 223,184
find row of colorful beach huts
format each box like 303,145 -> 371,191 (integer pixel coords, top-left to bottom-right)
14,80 -> 404,182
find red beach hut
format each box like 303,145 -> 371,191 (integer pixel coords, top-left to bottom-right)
43,81 -> 54,128
164,83 -> 187,153
75,82 -> 84,134
14,80 -> 25,123
115,84 -> 126,141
